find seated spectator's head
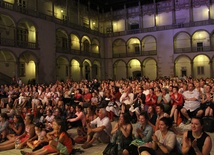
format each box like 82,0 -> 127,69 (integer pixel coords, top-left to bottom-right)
138,112 -> 149,125
187,82 -> 195,91
7,102 -> 13,109
53,118 -> 67,133
0,113 -> 9,121
98,108 -> 107,119
159,117 -> 172,131
191,116 -> 204,132
119,113 -> 131,125
54,107 -> 62,117
76,105 -> 83,112
24,114 -> 34,125
14,114 -> 24,124
35,122 -> 45,132
156,104 -> 164,115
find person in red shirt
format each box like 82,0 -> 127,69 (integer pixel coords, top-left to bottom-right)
21,118 -> 73,155
145,88 -> 157,111
79,87 -> 92,108
170,86 -> 183,125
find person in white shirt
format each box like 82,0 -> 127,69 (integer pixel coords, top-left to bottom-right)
120,86 -> 134,113
82,108 -> 112,149
181,83 -> 203,124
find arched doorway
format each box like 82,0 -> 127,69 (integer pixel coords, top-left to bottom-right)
56,56 -> 69,82
193,55 -> 210,78
0,50 -> 16,84
142,58 -> 157,80
83,59 -> 92,80
113,60 -> 126,80
19,52 -> 37,84
71,59 -> 81,81
174,56 -> 191,77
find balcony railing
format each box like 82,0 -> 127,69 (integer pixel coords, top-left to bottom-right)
113,50 -> 157,58
56,47 -> 70,53
0,38 -> 38,49
174,47 -> 192,54
192,46 -> 211,52
142,50 -> 157,56
56,47 -> 100,58
113,53 -> 127,58
17,41 -> 38,49
174,46 -> 212,54
0,38 -> 15,46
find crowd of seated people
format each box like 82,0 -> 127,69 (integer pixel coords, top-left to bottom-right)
0,77 -> 213,154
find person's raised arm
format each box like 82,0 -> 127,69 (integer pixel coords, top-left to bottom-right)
182,131 -> 191,154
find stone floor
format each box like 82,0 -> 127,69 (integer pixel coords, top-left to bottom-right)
0,122 -> 214,155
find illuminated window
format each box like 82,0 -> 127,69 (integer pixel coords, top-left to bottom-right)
197,66 -> 204,75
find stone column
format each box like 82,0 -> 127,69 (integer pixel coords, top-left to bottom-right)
52,0 -> 54,17
190,61 -> 194,78
172,0 -> 176,24
154,0 -> 157,27
80,64 -> 83,79
208,0 -> 211,20
141,64 -> 144,78
35,61 -> 39,83
16,59 -> 20,78
210,60 -> 213,77
189,0 -> 193,23
68,64 -> 71,80
126,65 -> 129,79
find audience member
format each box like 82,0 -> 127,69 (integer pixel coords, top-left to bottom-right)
123,112 -> 153,155
111,113 -> 132,153
0,113 -> 9,142
139,117 -> 176,155
82,108 -> 112,149
181,83 -> 203,124
21,118 -> 73,155
182,117 -> 212,155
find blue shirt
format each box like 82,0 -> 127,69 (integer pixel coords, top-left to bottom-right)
135,123 -> 153,142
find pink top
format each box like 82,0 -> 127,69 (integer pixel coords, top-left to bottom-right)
69,111 -> 86,127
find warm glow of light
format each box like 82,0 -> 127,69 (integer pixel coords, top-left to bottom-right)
3,0 -> 14,4
198,56 -> 203,61
93,22 -> 95,25
61,10 -> 63,13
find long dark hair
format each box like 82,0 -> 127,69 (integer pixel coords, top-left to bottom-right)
159,117 -> 173,129
15,114 -> 24,125
1,113 -> 9,120
121,113 -> 131,125
54,117 -> 67,133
